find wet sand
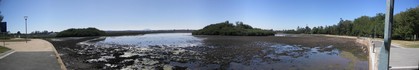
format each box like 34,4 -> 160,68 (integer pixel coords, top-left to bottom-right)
47,37 -> 100,70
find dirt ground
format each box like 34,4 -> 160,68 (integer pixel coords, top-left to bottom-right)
4,39 -> 55,52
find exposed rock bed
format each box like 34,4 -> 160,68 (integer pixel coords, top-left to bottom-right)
47,34 -> 369,70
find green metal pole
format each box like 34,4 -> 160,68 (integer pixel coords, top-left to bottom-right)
378,0 -> 394,70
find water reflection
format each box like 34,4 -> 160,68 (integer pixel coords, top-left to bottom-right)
95,33 -> 203,47
77,33 -> 368,70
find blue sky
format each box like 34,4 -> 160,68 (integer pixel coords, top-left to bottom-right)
1,0 -> 418,32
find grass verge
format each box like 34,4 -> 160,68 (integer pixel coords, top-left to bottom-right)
322,34 -> 419,48
391,40 -> 419,48
371,38 -> 419,48
0,46 -> 10,53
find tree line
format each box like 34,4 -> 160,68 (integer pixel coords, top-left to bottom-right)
283,6 -> 419,40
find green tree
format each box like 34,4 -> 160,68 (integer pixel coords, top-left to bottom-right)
394,7 -> 419,40
283,6 -> 419,40
337,18 -> 353,35
56,27 -> 106,37
304,25 -> 311,34
371,13 -> 385,38
193,21 -> 275,36
352,16 -> 372,36
0,11 -> 3,22
235,21 -> 253,29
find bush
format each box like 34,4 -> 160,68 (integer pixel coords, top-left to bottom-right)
56,27 -> 105,37
192,21 -> 275,36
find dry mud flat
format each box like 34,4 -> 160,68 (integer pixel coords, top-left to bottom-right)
47,34 -> 368,70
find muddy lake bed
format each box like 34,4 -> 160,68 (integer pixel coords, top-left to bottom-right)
48,33 -> 368,70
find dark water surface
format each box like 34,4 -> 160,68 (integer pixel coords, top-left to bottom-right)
78,33 -> 368,70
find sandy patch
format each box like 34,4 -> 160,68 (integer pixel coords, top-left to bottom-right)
3,39 -> 54,52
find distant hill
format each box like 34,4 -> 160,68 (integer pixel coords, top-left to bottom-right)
104,29 -> 195,36
56,27 -> 105,37
192,21 -> 275,36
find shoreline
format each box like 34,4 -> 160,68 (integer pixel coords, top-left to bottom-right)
46,37 -> 100,70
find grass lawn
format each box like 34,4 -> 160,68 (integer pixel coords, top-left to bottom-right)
372,38 -> 419,48
0,38 -> 31,42
323,34 -> 419,48
0,46 -> 10,53
391,40 -> 419,48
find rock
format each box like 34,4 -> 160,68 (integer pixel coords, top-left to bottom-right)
120,52 -> 135,57
163,65 -> 173,70
141,58 -> 159,65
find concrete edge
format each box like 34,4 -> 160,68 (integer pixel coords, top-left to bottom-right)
0,49 -> 15,59
326,35 -> 375,70
365,38 -> 376,70
356,38 -> 375,70
49,42 -> 68,70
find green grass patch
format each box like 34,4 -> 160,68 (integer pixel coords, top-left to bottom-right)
0,46 -> 10,53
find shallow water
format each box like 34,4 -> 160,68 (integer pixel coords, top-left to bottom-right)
94,33 -> 203,47
79,33 -> 368,70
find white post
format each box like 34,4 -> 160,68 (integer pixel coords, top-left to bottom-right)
24,16 -> 28,43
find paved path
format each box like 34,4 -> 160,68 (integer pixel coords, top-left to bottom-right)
0,39 -> 64,70
0,52 -> 61,70
373,41 -> 419,70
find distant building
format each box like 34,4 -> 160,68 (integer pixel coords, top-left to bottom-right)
0,22 -> 6,33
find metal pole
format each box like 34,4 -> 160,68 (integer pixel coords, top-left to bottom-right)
24,16 -> 27,43
378,0 -> 394,70
372,25 -> 377,39
3,33 -> 5,46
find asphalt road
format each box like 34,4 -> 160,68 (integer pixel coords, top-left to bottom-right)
0,52 -> 61,70
373,41 -> 419,69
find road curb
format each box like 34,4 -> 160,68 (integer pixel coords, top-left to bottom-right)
366,38 -> 376,70
50,43 -> 67,70
0,50 -> 15,59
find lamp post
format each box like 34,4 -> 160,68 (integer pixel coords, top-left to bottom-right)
24,16 -> 28,43
378,0 -> 394,70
